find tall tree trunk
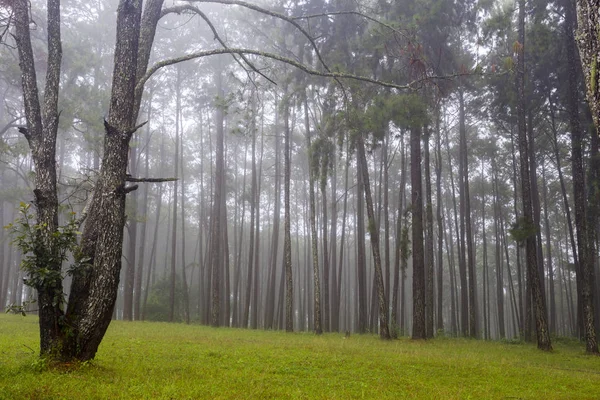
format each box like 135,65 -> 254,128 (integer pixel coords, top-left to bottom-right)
330,152 -> 339,332
265,96 -> 281,329
434,109 -> 444,333
510,133 -> 525,336
13,0 -> 63,356
383,136 -> 391,329
251,127 -> 263,330
283,95 -> 293,333
180,95 -> 190,325
392,135 -> 407,336
424,126 -> 435,338
337,143 -> 351,333
356,134 -> 390,339
320,154 -> 330,333
210,69 -> 226,327
445,124 -> 467,336
480,159 -> 489,340
570,0 -> 599,353
168,69 -> 181,323
124,131 -> 138,321
492,156 -> 505,339
305,95 -> 322,334
548,95 -> 580,307
516,0 -> 552,350
576,0 -> 600,130
134,91 -> 152,320
584,129 -> 600,351
542,160 -> 556,334
243,93 -> 257,329
142,133 -> 165,320
232,140 -> 248,327
458,89 -> 477,338
411,125 -> 426,340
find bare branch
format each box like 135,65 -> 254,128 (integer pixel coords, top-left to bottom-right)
126,120 -> 148,137
292,11 -> 411,41
137,48 -> 417,93
0,117 -> 21,136
123,185 -> 139,194
186,0 -> 333,72
160,4 -> 276,85
125,176 -> 178,182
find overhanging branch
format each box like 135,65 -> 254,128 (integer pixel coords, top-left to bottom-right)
160,4 -> 276,85
136,48 -> 417,93
186,0 -> 333,73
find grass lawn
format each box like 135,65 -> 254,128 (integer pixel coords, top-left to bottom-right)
0,313 -> 599,399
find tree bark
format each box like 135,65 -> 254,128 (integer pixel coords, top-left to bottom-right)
411,126 -> 426,340
356,134 -> 390,339
168,69 -> 181,323
283,95 -> 293,333
516,0 -> 552,350
305,94 -> 322,335
424,126 -> 435,338
13,0 -> 63,357
458,89 -> 477,338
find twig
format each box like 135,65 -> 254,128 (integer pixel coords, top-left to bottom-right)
161,4 -> 276,85
125,177 -> 178,182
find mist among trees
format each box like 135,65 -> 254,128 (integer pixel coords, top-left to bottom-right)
1,0 -> 600,362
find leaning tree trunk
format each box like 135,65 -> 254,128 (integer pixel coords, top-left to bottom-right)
356,134 -> 391,340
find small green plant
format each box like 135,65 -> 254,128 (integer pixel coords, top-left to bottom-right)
5,202 -> 81,311
5,298 -> 37,316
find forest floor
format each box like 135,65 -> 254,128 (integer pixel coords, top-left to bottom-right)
0,314 -> 598,399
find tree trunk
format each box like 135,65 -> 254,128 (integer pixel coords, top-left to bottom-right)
542,160 -> 556,334
305,95 -> 322,335
571,0 -> 599,353
516,0 -> 552,350
124,133 -> 138,321
411,125 -> 426,340
283,95 -> 293,333
458,89 -> 477,338
423,126 -> 435,338
179,90 -> 190,325
392,135 -> 407,336
576,0 -> 600,130
356,134 -> 390,339
169,69 -> 181,323
434,109 -> 444,333
264,96 -> 281,329
134,92 -> 152,320
13,0 -> 63,357
584,128 -> 600,352
492,156 -> 505,339
243,104 -> 256,329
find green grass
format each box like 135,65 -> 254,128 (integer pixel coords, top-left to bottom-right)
1,314 -> 599,399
